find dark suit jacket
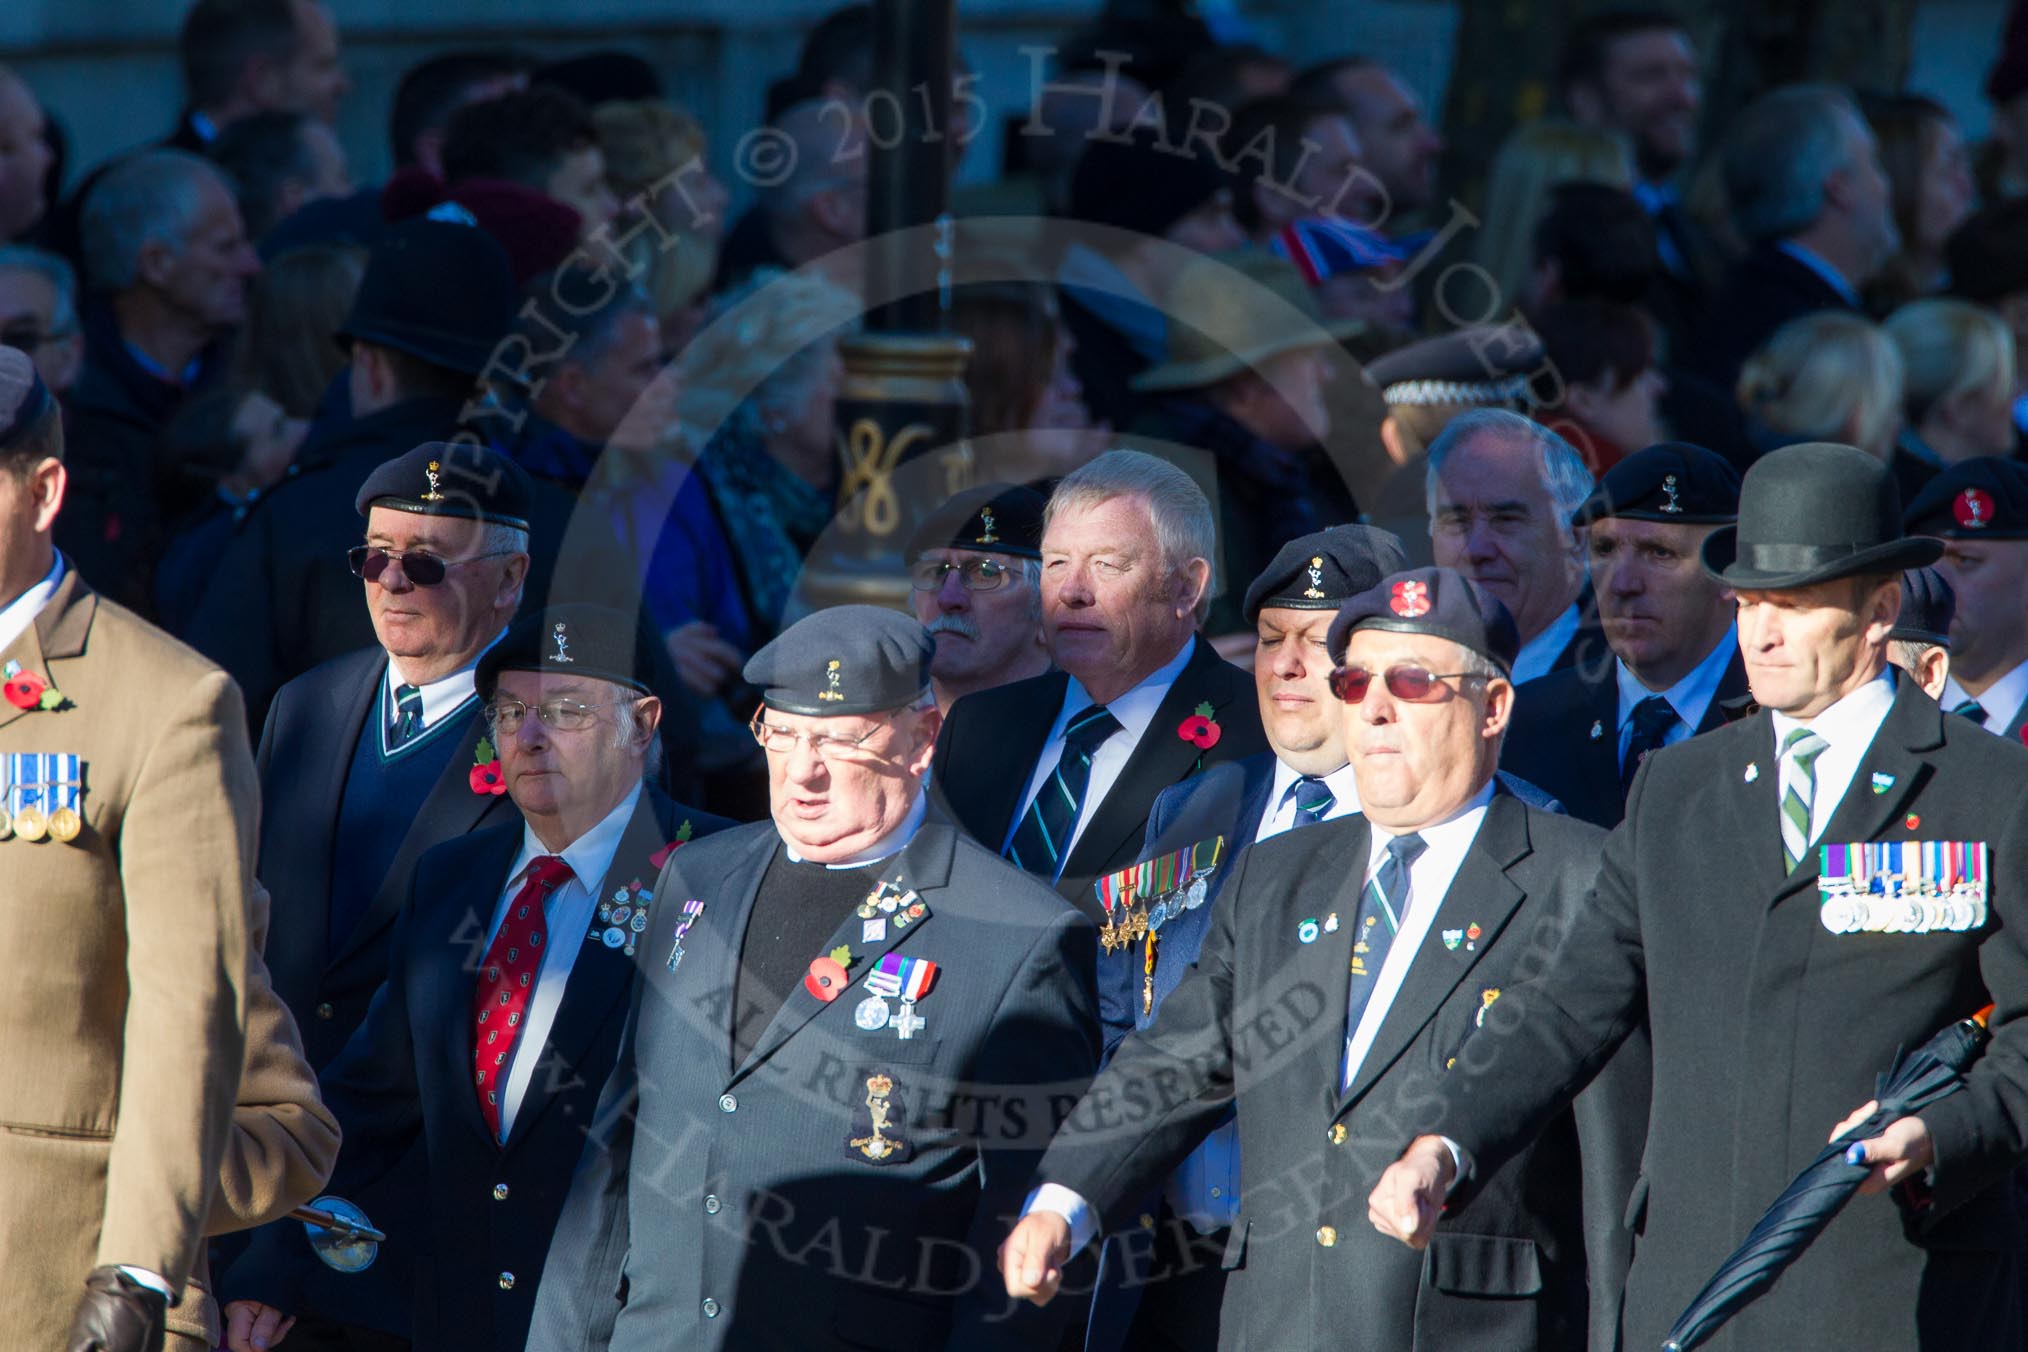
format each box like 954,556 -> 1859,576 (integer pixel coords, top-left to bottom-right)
227,787 -> 729,1350
1432,678 -> 2028,1352
1688,243 -> 1858,390
1503,644 -> 1750,830
1038,790 -> 1608,1351
527,816 -> 1101,1352
932,637 -> 1268,921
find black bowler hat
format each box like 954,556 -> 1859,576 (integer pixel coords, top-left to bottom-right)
905,483 -> 1047,561
745,606 -> 934,717
1889,567 -> 1956,648
335,218 -> 518,376
355,440 -> 535,531
1574,442 -> 1741,527
1903,457 -> 2028,540
1242,524 -> 1409,626
1700,443 -> 1940,590
478,604 -> 656,699
1327,566 -> 1521,676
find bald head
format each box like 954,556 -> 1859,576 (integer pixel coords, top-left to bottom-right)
0,67 -> 54,243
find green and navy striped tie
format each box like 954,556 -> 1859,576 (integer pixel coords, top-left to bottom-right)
1005,704 -> 1120,880
1778,727 -> 1830,874
390,683 -> 425,748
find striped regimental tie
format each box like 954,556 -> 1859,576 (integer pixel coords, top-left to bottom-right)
1778,728 -> 1831,874
1004,704 -> 1121,881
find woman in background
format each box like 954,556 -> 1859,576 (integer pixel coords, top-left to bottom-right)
595,99 -> 731,353
1885,297 -> 2019,485
1863,94 -> 1975,314
1737,311 -> 1905,479
949,280 -> 1108,487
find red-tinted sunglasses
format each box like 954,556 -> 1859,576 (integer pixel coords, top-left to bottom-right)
1328,663 -> 1480,704
348,545 -> 512,587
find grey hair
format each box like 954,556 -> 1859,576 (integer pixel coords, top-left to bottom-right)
0,246 -> 79,337
1890,638 -> 1943,671
1424,408 -> 1594,539
1722,85 -> 1861,245
608,694 -> 666,779
80,150 -> 233,293
1452,643 -> 1504,682
760,100 -> 865,221
1045,448 -> 1217,622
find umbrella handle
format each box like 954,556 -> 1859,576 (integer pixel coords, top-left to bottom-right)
289,1203 -> 387,1243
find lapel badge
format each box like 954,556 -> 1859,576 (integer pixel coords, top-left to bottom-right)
1871,772 -> 1895,795
847,1072 -> 911,1164
1465,922 -> 1482,952
1297,917 -> 1320,944
819,658 -> 845,702
1475,987 -> 1502,1028
1744,762 -> 1759,783
1303,555 -> 1327,600
805,945 -> 854,1001
550,622 -> 573,663
1178,702 -> 1222,751
1442,928 -> 1463,951
469,738 -> 506,796
665,899 -> 704,973
649,821 -> 695,871
1323,912 -> 1339,933
862,918 -> 887,943
1905,813 -> 1921,831
1589,720 -> 1603,741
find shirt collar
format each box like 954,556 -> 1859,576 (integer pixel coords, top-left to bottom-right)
0,552 -> 64,660
1769,671 -> 1896,750
784,789 -> 929,869
1267,756 -> 1361,816
1943,658 -> 2028,730
1510,603 -> 1582,686
1616,631 -> 1737,733
509,782 -> 644,894
1062,636 -> 1198,743
1364,779 -> 1496,865
384,627 -> 507,729
1774,240 -> 1860,307
1631,179 -> 1677,213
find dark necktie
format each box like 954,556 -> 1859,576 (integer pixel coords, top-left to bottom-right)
390,683 -> 424,747
1951,699 -> 1987,726
473,854 -> 572,1140
1344,832 -> 1428,1081
1620,695 -> 1680,795
1289,776 -> 1336,829
1005,704 -> 1121,881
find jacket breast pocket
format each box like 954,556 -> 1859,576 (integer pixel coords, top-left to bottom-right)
1411,1233 -> 1544,1352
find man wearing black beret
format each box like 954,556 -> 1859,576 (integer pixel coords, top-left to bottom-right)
226,605 -> 728,1349
1886,565 -> 1955,702
1905,457 -> 2028,741
905,482 -> 1051,713
1503,441 -> 1750,830
220,438 -> 536,1343
1372,442 -> 2028,1352
532,605 -> 1099,1351
1007,566 -> 1611,1351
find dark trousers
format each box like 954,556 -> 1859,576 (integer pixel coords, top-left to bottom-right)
1122,1206 -> 1230,1352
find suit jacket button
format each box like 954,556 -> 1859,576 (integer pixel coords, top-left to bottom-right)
498,1272 -> 515,1290
719,1093 -> 737,1113
1316,1225 -> 1337,1247
314,1003 -> 334,1021
492,1183 -> 509,1201
1328,1123 -> 1347,1145
703,1298 -> 721,1318
704,1194 -> 721,1215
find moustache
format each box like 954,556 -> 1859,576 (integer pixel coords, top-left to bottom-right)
925,614 -> 981,641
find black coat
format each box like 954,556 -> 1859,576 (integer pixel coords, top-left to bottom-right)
931,637 -> 1268,921
1687,243 -> 1857,391
1503,645 -> 1750,831
1432,677 -> 2028,1352
227,787 -> 730,1350
526,816 -> 1101,1351
1036,790 -> 1610,1351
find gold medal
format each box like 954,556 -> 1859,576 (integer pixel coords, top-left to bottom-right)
47,806 -> 81,843
13,805 -> 46,842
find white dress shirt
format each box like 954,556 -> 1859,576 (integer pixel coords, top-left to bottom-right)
1768,673 -> 1897,849
487,782 -> 642,1140
1510,603 -> 1581,686
1942,660 -> 2028,738
1342,784 -> 1494,1090
1614,633 -> 1737,766
0,552 -> 62,659
1256,759 -> 1361,842
1005,638 -> 1198,863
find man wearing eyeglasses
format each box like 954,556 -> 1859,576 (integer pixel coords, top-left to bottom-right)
531,604 -> 1099,1352
219,439 -> 536,1348
226,604 -> 727,1352
0,246 -> 84,394
1002,566 -> 1609,1352
905,482 -> 1051,714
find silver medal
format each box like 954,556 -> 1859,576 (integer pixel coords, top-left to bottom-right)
855,995 -> 891,1030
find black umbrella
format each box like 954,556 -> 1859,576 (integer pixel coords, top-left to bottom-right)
1660,1007 -> 1994,1352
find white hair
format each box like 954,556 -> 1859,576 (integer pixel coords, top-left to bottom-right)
608,692 -> 665,779
80,150 -> 232,293
1423,408 -> 1594,537
1045,448 -> 1217,622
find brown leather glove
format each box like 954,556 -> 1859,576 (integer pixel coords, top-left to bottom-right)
66,1266 -> 167,1352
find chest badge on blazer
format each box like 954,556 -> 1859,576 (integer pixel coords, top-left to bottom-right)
592,879 -> 654,956
848,1072 -> 913,1163
1,751 -> 85,844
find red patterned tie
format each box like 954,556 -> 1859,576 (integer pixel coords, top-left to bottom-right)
473,854 -> 572,1139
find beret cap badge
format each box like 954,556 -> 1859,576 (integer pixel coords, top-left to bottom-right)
1661,474 -> 1682,514
1390,579 -> 1431,618
421,460 -> 445,503
1955,487 -> 1994,531
977,507 -> 998,545
819,660 -> 845,702
1303,557 -> 1326,600
550,623 -> 573,663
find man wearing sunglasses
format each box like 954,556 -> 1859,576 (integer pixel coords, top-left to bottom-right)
1003,566 -> 1610,1350
531,605 -> 1099,1351
1370,444 -> 2028,1352
220,439 -> 534,1348
227,605 -> 727,1352
905,482 -> 1051,714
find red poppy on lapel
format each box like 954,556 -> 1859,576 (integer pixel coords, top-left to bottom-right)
1177,701 -> 1222,750
3,669 -> 47,710
649,819 -> 697,871
469,737 -> 507,795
